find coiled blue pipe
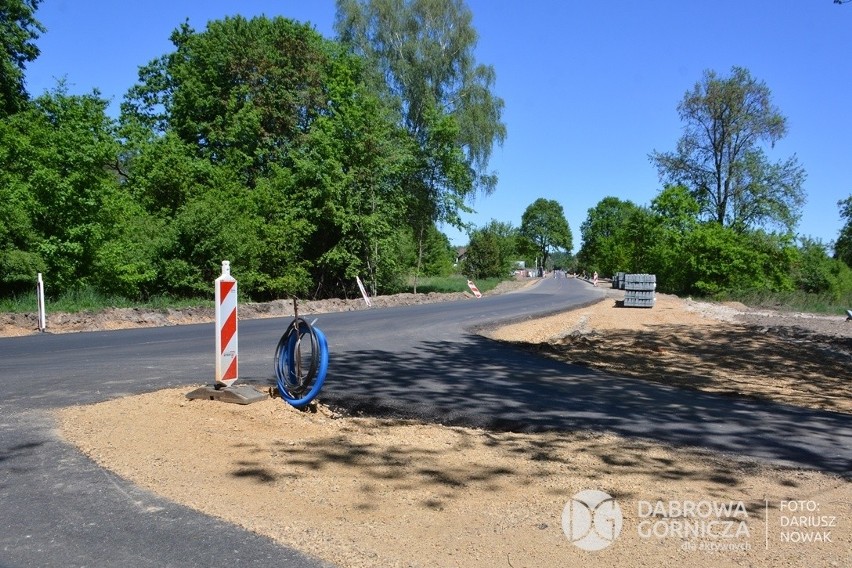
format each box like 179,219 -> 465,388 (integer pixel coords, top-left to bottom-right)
274,318 -> 329,408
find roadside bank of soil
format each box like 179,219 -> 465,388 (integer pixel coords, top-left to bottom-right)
0,290 -> 472,337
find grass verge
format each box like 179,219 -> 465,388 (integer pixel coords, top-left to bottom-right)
0,287 -> 211,314
719,289 -> 852,316
406,275 -> 505,294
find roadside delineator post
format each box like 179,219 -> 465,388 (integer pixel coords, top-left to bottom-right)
467,279 -> 482,298
36,273 -> 46,332
355,275 -> 372,307
186,260 -> 264,404
215,260 -> 238,387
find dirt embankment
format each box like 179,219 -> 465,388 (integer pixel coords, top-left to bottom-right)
39,279 -> 852,568
0,283 -> 520,337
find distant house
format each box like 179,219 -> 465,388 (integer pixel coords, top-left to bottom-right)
455,246 -> 468,265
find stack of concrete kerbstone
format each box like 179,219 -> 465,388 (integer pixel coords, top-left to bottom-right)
623,273 -> 656,308
612,272 -> 626,290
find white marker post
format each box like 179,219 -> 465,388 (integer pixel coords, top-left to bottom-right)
214,261 -> 238,387
36,273 -> 46,332
355,275 -> 372,307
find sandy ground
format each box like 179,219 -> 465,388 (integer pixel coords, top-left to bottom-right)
484,290 -> 851,414
45,281 -> 852,567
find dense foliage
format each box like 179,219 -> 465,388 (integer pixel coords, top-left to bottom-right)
0,0 -> 43,117
1,7 -> 497,301
462,204 -> 573,279
835,195 -> 852,268
462,220 -> 518,279
578,186 -> 852,302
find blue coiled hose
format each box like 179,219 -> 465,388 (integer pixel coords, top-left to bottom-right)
274,317 -> 329,408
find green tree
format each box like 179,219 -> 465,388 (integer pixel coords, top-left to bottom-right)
121,15 -> 421,300
0,115 -> 43,294
794,238 -> 836,294
549,250 -> 576,272
650,184 -> 700,234
577,197 -> 642,276
643,185 -> 700,292
122,16 -> 334,187
335,0 -> 506,289
575,184 -> 802,297
118,119 -> 243,298
519,198 -> 572,273
90,195 -> 162,299
287,54 -> 417,297
121,17 -> 333,298
835,195 -> 852,267
463,220 -> 516,279
0,85 -> 128,295
335,0 -> 505,185
620,205 -> 659,276
159,183 -> 265,298
0,0 -> 44,117
418,225 -> 456,277
650,66 -> 806,232
119,129 -> 217,218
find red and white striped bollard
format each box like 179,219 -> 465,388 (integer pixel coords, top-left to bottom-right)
215,261 -> 238,387
467,279 -> 482,298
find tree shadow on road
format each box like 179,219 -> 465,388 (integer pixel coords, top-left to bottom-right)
316,334 -> 852,477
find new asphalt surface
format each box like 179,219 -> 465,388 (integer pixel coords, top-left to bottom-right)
1,277 -> 849,567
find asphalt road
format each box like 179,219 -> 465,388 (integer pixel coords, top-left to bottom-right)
1,277 -> 850,567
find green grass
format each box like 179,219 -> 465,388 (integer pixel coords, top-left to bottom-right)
5,280 -> 848,317
1,276 -> 508,314
1,276 -> 510,314
406,275 -> 506,294
0,287 -> 211,314
718,289 -> 852,316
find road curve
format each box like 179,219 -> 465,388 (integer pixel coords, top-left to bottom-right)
0,276 -> 598,568
1,277 -> 850,567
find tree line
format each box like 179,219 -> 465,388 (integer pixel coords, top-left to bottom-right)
1,0 -> 506,301
576,67 -> 852,300
463,66 -> 852,304
3,1 -> 851,304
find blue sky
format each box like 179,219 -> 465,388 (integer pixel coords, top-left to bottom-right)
24,1 -> 852,251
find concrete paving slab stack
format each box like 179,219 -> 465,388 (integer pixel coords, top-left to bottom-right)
623,273 -> 656,308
